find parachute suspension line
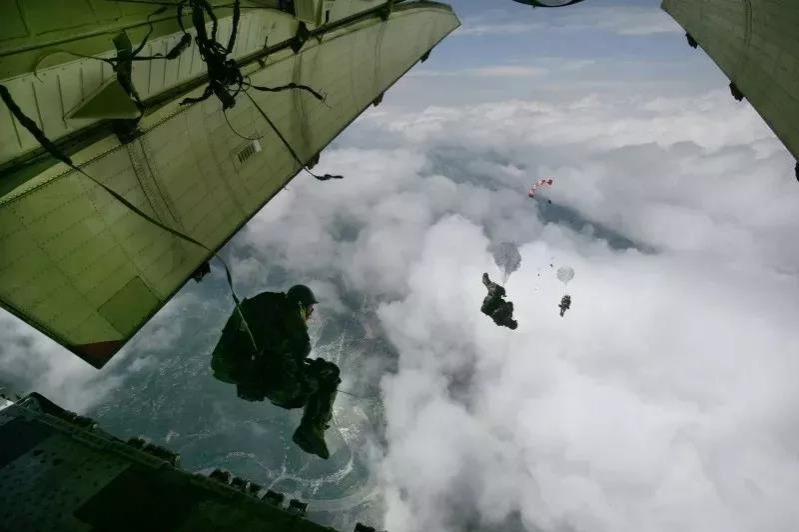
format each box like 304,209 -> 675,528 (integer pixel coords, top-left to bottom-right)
32,5 -> 188,122
218,256 -> 259,354
223,80 -> 330,142
244,80 -> 328,105
337,389 -> 382,402
33,5 -> 189,73
3,1 -> 338,349
244,91 -> 344,182
31,35 -> 190,68
175,0 -> 244,109
223,109 -> 264,141
0,83 -> 259,354
0,85 -> 73,169
29,0 -> 339,181
169,0 -> 341,180
131,6 -> 168,58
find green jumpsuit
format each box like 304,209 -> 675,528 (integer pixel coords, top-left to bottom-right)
210,292 -> 340,458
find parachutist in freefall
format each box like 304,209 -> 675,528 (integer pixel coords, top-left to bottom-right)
559,294 -> 572,317
210,285 -> 340,459
481,273 -> 518,330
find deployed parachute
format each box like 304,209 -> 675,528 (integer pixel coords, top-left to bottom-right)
556,266 -> 575,285
556,266 -> 574,316
0,1 -> 460,368
528,178 -> 553,198
492,242 -> 522,284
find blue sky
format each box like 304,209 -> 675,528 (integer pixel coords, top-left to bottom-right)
387,0 -> 728,107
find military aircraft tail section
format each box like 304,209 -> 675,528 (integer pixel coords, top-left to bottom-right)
0,2 -> 460,367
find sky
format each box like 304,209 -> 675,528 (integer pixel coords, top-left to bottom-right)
3,1 -> 799,531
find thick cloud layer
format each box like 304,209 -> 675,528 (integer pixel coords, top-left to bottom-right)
236,87 -> 799,532
2,15 -> 798,532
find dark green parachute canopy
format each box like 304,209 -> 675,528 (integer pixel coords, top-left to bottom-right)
0,1 -> 460,368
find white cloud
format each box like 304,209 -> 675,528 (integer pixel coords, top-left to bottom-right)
0,287 -> 201,411
411,66 -> 548,78
0,313 -> 125,412
456,21 -> 543,37
569,6 -> 683,36
1,17 -> 797,531
375,215 -> 799,532
232,85 -> 799,531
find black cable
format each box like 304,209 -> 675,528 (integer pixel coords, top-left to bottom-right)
176,0 -> 188,34
178,0 -> 242,109
1,85 -> 73,168
244,91 -> 343,181
226,0 -> 241,54
131,6 -> 168,58
31,4 -> 190,92
112,0 -> 340,183
1,83 -> 259,352
22,0 -> 340,183
337,389 -> 382,401
245,81 -> 327,104
223,109 -> 264,140
204,0 -> 221,43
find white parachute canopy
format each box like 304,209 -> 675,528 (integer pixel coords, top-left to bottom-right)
492,242 -> 522,284
557,266 -> 575,286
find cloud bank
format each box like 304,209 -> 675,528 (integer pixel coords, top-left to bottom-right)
235,86 -> 799,532
2,12 -> 798,531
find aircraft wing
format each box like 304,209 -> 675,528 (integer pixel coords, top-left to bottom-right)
0,1 -> 459,367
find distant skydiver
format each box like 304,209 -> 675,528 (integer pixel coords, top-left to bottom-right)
481,273 -> 518,330
559,294 -> 572,317
210,285 -> 340,459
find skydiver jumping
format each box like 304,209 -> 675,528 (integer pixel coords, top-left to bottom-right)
481,273 -> 518,330
210,285 -> 340,459
559,294 -> 572,317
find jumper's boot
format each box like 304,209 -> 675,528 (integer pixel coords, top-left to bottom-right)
292,360 -> 340,459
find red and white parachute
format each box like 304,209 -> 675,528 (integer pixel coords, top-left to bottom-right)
528,178 -> 553,198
